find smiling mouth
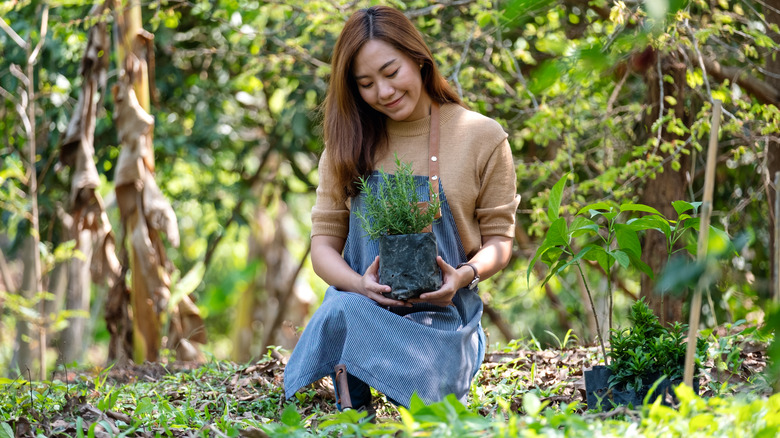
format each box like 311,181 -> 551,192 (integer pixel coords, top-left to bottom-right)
384,94 -> 404,108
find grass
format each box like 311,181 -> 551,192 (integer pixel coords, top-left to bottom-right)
0,328 -> 776,437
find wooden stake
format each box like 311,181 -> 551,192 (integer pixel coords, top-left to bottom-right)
684,100 -> 722,387
775,171 -> 780,303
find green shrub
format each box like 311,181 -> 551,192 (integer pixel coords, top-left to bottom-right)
607,298 -> 708,391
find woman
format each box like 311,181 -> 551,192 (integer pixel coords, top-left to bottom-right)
284,5 -> 519,411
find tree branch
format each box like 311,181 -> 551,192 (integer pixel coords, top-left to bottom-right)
0,16 -> 28,49
27,5 -> 49,65
405,0 -> 476,18
699,55 -> 780,105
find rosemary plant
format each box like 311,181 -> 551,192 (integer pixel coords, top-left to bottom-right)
355,155 -> 441,241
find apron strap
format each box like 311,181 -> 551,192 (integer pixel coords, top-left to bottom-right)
429,102 -> 442,219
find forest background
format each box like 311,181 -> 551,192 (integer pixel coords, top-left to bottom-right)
1,0 -> 779,382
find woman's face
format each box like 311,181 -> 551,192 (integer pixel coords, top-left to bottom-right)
352,39 -> 431,122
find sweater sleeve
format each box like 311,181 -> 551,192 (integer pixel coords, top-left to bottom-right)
475,137 -> 520,238
311,152 -> 350,238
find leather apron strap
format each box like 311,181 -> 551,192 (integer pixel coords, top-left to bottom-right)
429,102 -> 442,219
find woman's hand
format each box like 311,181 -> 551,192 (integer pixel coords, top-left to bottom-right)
360,256 -> 409,307
411,256 -> 465,307
311,236 -> 409,307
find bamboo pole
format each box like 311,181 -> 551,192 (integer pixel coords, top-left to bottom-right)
775,171 -> 780,303
684,100 -> 722,387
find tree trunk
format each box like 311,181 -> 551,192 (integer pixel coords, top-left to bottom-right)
11,236 -> 37,376
638,50 -> 690,325
57,1 -> 115,366
60,229 -> 93,364
112,0 -> 203,362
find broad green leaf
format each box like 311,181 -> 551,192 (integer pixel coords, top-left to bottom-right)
527,242 -> 557,283
569,216 -> 599,237
627,215 -> 672,237
576,201 -> 614,216
619,203 -> 662,215
548,173 -> 568,221
610,249 -> 630,268
409,392 -> 426,413
615,225 -> 642,258
672,200 -> 701,215
135,397 -> 154,416
628,252 -> 654,279
555,245 -> 595,274
280,403 -> 302,427
542,258 -> 569,286
583,244 -> 610,273
0,423 -> 13,438
543,217 -> 569,247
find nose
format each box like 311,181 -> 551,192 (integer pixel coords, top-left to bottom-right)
378,80 -> 395,101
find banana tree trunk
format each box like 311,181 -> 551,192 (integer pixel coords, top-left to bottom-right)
112,0 -> 203,362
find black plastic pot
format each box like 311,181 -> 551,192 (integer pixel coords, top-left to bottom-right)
584,365 -> 699,410
379,232 -> 442,300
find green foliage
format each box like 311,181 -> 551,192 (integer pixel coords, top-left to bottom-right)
528,173 -> 724,288
355,156 -> 441,240
607,298 -> 707,391
2,0 -> 778,363
0,355 -> 776,437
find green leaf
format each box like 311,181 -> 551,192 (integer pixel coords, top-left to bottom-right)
502,0 -> 556,24
409,392 -> 426,414
523,392 -> 544,417
672,200 -> 701,215
619,203 -> 662,215
628,252 -> 654,279
576,201 -> 614,216
569,217 -> 598,238
477,11 -> 494,27
583,245 -> 610,273
135,397 -> 154,416
553,245 -> 595,275
610,249 -> 630,268
627,215 -> 672,237
548,173 -> 568,221
280,403 -> 302,427
0,423 -> 13,438
540,258 -> 568,286
615,225 -> 642,258
544,217 -> 569,247
529,59 -> 563,94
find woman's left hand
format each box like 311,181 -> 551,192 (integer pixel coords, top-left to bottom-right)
409,256 -> 463,307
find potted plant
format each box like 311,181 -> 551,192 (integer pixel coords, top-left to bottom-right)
584,298 -> 708,410
356,156 -> 442,300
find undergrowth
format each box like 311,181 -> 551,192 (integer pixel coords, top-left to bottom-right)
0,328 -> 775,437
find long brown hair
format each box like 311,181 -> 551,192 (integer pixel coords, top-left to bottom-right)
324,5 -> 463,197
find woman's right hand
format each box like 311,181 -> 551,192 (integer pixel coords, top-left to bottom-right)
360,256 -> 410,307
311,236 -> 408,307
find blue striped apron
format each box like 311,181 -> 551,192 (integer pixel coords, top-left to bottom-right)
283,173 -> 485,408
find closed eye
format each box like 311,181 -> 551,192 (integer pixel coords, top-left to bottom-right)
387,68 -> 399,78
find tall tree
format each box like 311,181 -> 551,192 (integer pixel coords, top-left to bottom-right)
57,1 -> 112,365
111,0 -> 205,362
0,4 -> 49,379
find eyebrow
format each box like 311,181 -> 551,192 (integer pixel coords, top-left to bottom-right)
354,58 -> 397,80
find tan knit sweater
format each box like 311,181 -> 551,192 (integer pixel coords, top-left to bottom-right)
312,103 -> 519,258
